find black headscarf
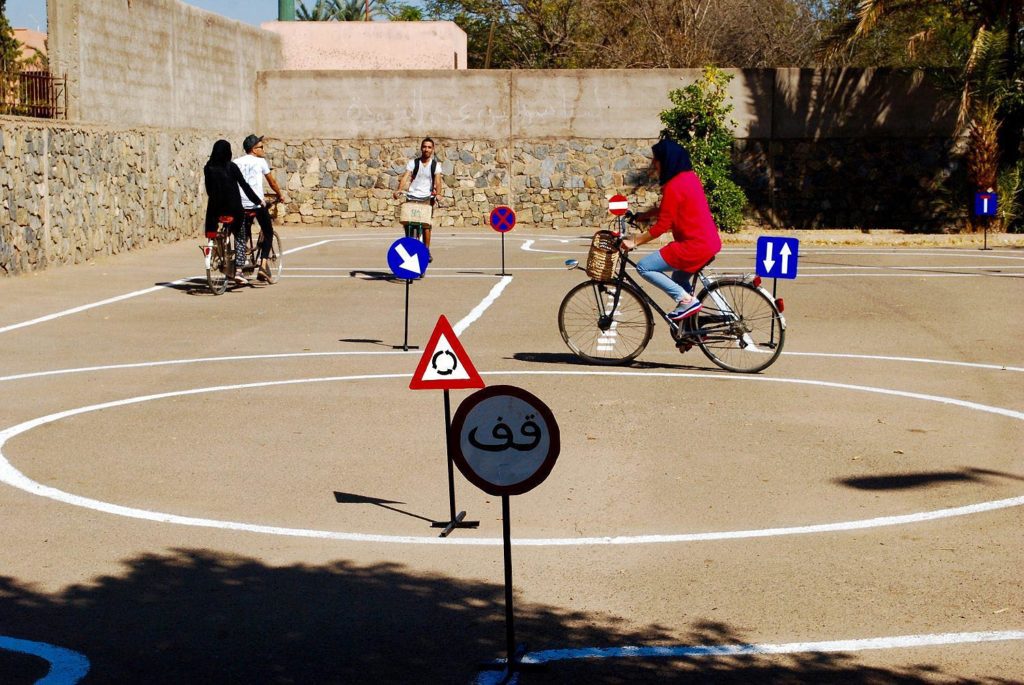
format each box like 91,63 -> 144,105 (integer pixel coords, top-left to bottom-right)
205,139 -> 233,170
652,138 -> 693,186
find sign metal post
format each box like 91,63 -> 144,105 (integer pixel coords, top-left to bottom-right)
410,315 -> 486,535
489,206 -> 516,276
450,385 -> 561,680
387,237 -> 430,350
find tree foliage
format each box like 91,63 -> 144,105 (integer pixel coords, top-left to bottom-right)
820,0 -> 1024,230
296,0 -> 375,21
659,68 -> 748,232
424,0 -> 832,68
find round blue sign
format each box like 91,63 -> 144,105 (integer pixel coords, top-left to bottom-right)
489,205 -> 516,233
387,237 -> 430,280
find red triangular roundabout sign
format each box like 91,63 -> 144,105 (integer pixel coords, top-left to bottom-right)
409,315 -> 486,390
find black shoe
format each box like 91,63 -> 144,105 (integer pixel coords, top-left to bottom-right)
428,255 -> 433,263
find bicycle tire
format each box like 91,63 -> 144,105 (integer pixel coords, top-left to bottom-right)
206,237 -> 229,295
691,280 -> 785,373
267,233 -> 283,281
558,280 -> 653,365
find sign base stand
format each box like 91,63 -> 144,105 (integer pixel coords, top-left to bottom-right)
431,510 -> 479,537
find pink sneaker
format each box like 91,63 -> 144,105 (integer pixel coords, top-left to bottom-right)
668,299 -> 702,321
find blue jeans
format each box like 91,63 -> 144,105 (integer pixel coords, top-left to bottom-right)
636,250 -> 693,304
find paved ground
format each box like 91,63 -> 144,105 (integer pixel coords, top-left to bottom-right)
1,226 -> 1022,684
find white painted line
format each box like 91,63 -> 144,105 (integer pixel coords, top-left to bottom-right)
784,351 -> 1024,372
2,350 -> 1018,386
453,276 -> 513,336
0,284 -> 180,334
513,630 -> 1024,666
2,370 -> 1023,547
0,635 -> 90,684
0,239 -> 337,335
0,351 -> 417,383
284,274 -> 502,279
283,239 -> 335,255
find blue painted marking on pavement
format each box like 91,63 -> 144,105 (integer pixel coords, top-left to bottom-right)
0,635 -> 90,684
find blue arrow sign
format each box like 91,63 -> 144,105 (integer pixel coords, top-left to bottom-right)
974,192 -> 998,216
755,236 -> 799,280
387,237 -> 430,280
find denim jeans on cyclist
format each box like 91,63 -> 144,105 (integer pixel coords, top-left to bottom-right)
636,251 -> 693,303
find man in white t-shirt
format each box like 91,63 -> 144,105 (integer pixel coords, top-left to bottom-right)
234,134 -> 290,283
393,137 -> 443,259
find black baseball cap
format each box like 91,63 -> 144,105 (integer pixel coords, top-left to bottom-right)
243,134 -> 264,152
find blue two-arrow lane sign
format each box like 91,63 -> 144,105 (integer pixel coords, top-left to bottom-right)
387,237 -> 430,280
755,236 -> 799,280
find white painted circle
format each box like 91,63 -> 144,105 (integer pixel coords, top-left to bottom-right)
1,370 -> 1022,546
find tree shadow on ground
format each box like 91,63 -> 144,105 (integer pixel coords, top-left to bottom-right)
839,466 -> 1024,491
0,549 -> 1004,684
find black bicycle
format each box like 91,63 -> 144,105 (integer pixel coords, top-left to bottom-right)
203,198 -> 283,295
558,212 -> 786,373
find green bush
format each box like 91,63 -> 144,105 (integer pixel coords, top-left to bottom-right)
659,67 -> 748,233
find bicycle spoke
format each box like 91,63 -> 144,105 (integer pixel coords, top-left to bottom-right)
696,282 -> 784,373
559,282 -> 653,365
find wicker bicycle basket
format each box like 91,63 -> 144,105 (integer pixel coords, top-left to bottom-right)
585,230 -> 621,281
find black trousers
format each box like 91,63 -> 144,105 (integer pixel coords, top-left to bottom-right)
249,206 -> 274,260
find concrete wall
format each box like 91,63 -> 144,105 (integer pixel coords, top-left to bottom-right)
258,68 -> 955,141
261,21 -> 466,70
47,0 -> 281,129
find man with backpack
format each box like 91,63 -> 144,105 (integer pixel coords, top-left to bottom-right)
393,137 -> 443,260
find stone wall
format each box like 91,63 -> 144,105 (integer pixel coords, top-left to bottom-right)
267,135 -> 964,231
0,118 -> 232,275
268,138 -> 660,229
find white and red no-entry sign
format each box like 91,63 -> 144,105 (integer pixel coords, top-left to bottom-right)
608,194 -> 628,216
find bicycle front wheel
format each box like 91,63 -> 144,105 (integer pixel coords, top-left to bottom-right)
265,233 -> 283,281
558,280 -> 653,365
694,281 -> 785,373
206,237 -> 229,295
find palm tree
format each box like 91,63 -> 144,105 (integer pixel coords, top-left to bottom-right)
822,0 -> 1024,230
296,0 -> 376,20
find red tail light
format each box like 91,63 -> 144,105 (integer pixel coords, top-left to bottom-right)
752,276 -> 762,287
205,231 -> 218,239
775,298 -> 785,312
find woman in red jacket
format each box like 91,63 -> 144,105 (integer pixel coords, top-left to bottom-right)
622,138 -> 722,320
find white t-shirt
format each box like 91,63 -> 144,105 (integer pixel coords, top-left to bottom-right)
405,157 -> 438,199
234,154 -> 271,209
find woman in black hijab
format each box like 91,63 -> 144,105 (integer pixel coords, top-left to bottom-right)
204,139 -> 264,285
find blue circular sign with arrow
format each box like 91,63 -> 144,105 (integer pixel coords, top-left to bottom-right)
387,237 -> 430,280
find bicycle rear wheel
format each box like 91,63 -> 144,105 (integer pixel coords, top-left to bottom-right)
558,280 -> 653,365
206,237 -> 230,295
693,281 -> 785,373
